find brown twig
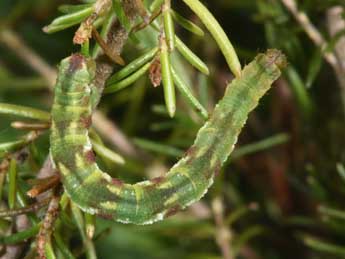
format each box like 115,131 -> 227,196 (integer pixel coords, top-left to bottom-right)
0,158 -> 10,173
73,0 -> 112,44
134,0 -> 150,23
132,7 -> 162,33
212,197 -> 233,259
0,198 -> 50,217
92,110 -> 138,156
36,189 -> 61,259
0,29 -> 57,88
280,0 -> 338,68
92,27 -> 126,65
27,175 -> 60,198
326,6 -> 345,101
11,121 -> 51,131
280,0 -> 345,114
327,7 -> 345,71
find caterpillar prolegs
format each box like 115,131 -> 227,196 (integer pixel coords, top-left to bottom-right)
50,50 -> 286,225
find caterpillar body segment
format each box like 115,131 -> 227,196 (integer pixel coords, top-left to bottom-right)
50,50 -> 286,224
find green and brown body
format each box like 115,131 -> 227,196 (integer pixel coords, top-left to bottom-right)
50,50 -> 286,224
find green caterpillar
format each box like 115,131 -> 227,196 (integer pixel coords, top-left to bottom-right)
50,50 -> 286,225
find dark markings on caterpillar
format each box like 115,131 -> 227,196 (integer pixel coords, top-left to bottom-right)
80,115 -> 92,128
165,205 -> 182,218
68,54 -> 85,73
85,150 -> 96,163
50,49 -> 286,224
150,176 -> 166,185
111,178 -> 124,187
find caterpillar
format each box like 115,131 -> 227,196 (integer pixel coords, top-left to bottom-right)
50,49 -> 286,225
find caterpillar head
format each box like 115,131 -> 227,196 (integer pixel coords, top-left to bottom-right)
265,49 -> 287,70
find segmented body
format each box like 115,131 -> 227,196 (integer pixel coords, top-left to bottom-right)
50,50 -> 286,224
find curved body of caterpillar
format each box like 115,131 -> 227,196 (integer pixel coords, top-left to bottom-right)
50,50 -> 286,224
